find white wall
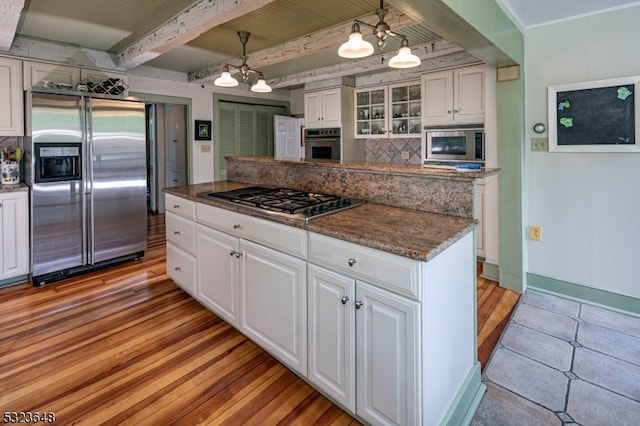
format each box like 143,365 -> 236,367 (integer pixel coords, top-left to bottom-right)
524,7 -> 640,299
129,74 -> 289,184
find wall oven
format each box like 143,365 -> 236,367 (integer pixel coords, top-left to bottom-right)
425,125 -> 484,162
34,143 -> 82,183
304,128 -> 340,161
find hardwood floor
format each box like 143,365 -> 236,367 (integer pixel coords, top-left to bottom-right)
0,213 -> 517,425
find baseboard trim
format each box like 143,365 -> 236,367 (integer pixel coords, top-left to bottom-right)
480,261 -> 499,282
442,361 -> 486,426
527,273 -> 640,317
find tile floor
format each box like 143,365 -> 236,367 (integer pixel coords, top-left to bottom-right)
472,289 -> 640,426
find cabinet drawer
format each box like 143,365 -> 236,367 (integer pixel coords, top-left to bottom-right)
165,194 -> 196,220
166,212 -> 196,255
166,243 -> 196,296
197,203 -> 307,259
308,232 -> 420,300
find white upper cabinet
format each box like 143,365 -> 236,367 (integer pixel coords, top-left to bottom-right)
304,88 -> 343,128
422,65 -> 485,125
0,57 -> 24,136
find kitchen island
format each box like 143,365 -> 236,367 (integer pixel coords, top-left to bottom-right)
162,158 -> 497,426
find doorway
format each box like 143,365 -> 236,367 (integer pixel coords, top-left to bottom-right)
146,103 -> 188,214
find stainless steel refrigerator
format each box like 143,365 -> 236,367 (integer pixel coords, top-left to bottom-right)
25,89 -> 147,286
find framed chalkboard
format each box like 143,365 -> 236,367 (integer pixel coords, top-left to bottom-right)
548,76 -> 640,152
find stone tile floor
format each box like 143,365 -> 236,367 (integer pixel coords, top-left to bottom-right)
472,289 -> 640,426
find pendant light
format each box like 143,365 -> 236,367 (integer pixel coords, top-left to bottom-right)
388,38 -> 421,68
338,0 -> 420,69
214,31 -> 272,92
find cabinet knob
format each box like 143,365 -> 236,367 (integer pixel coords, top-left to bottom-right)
341,296 -> 350,305
235,252 -> 243,258
174,266 -> 181,272
348,258 -> 357,267
233,224 -> 241,229
447,110 -> 452,114
229,250 -> 236,256
355,300 -> 364,309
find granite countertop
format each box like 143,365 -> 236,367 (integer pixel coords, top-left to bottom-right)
0,183 -> 29,193
164,181 -> 477,262
224,156 -> 500,180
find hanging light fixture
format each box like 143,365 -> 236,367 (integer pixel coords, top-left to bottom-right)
214,31 -> 272,92
388,38 -> 421,68
338,0 -> 421,68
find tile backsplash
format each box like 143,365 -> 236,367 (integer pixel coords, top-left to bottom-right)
365,138 -> 422,165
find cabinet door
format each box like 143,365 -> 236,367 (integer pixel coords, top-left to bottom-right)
355,86 -> 387,138
241,239 -> 307,375
23,60 -> 81,90
356,281 -> 421,426
454,65 -> 485,122
320,88 -> 341,126
304,92 -> 323,127
0,192 -> 29,279
197,225 -> 240,327
389,82 -> 422,137
308,264 -> 356,411
422,70 -> 454,123
0,57 -> 23,136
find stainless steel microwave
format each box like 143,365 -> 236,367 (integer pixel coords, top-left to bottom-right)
425,125 -> 484,162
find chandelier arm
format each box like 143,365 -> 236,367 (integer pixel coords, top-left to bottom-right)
352,20 -> 408,40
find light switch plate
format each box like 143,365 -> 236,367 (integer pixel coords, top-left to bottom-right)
531,137 -> 548,151
200,144 -> 211,153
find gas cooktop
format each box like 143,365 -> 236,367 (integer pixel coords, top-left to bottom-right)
202,186 -> 364,222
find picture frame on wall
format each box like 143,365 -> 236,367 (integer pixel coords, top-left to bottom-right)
548,76 -> 640,152
195,120 -> 212,141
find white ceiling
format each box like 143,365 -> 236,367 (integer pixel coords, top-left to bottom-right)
496,0 -> 640,29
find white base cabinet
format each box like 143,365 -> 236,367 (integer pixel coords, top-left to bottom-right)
0,190 -> 29,280
165,194 -> 480,426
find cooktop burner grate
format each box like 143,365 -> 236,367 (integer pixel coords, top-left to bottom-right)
202,186 -> 363,221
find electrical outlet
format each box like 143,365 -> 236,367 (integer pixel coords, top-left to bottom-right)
531,137 -> 548,152
401,151 -> 410,160
529,225 -> 542,241
200,144 -> 211,153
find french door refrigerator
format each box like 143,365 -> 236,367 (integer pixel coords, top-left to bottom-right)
26,90 -> 147,286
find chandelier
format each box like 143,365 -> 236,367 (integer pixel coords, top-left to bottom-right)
338,0 -> 421,69
214,31 -> 272,93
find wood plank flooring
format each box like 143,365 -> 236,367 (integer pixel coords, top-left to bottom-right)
0,213 -> 517,425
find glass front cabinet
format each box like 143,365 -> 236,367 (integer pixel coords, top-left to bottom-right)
354,81 -> 421,138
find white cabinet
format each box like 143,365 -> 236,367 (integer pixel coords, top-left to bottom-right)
304,87 -> 353,128
195,203 -> 308,376
0,57 -> 24,136
307,238 -> 421,426
0,190 -> 29,280
241,239 -> 307,375
355,81 -> 422,138
23,60 -> 82,90
197,224 -> 240,327
165,194 -> 197,296
422,65 -> 485,125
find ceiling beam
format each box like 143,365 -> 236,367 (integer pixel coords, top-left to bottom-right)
265,41 -> 480,89
188,7 -> 417,83
116,0 -> 277,70
0,0 -> 25,51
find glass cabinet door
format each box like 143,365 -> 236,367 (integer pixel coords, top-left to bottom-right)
390,82 -> 421,136
355,86 -> 387,137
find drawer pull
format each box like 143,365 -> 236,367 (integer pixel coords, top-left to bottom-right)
173,231 -> 180,235
173,204 -> 180,209
341,296 -> 350,305
233,224 -> 241,229
348,258 -> 357,267
174,266 -> 181,272
355,300 -> 363,309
